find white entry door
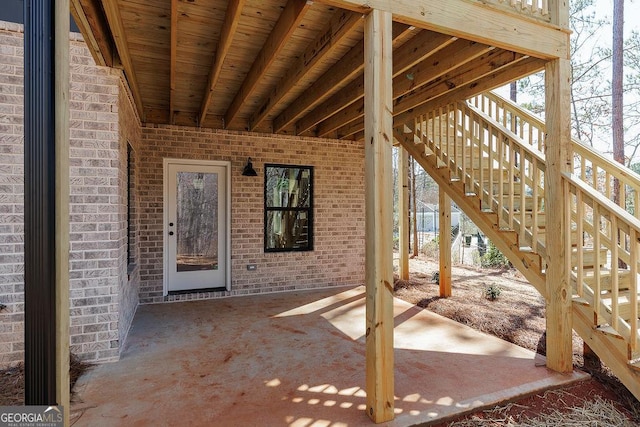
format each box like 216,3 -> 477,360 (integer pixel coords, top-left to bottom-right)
164,159 -> 230,293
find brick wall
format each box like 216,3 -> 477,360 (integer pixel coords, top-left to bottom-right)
0,21 -> 25,366
139,126 -> 365,303
68,32 -> 143,362
0,23 -> 139,365
116,78 -> 141,347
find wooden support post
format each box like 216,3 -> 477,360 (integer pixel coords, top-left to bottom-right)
398,148 -> 409,281
55,0 -> 71,420
545,58 -> 572,373
411,158 -> 418,257
439,188 -> 452,297
544,1 -> 572,374
364,8 -> 394,423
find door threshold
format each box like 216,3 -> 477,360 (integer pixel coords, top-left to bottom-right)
168,287 -> 227,296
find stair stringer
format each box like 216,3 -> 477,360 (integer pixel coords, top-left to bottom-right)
394,128 -> 545,295
572,299 -> 640,399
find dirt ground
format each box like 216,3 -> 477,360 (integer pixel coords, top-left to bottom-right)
0,354 -> 89,407
394,255 -> 640,426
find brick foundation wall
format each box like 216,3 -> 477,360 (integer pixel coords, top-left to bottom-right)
139,126 -> 365,303
0,23 -> 139,365
0,21 -> 25,366
67,33 -> 126,363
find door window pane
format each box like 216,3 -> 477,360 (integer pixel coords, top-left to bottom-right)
176,172 -> 218,271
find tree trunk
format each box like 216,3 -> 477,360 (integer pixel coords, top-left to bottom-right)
612,0 -> 625,268
612,0 -> 624,201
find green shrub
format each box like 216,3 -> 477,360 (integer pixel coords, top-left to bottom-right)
484,284 -> 502,301
431,271 -> 440,284
481,241 -> 511,268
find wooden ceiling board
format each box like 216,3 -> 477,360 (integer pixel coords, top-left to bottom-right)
72,0 -> 553,136
126,41 -> 170,60
264,35 -> 362,122
117,0 -> 170,112
226,30 -> 325,120
174,0 -> 229,117
242,0 -> 290,22
177,0 -> 229,19
213,4 -> 336,121
197,1 -> 292,118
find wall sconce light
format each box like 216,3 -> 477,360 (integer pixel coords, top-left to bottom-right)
242,157 -> 258,176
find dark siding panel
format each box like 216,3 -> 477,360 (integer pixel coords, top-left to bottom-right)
0,0 -> 24,23
1,0 -> 80,32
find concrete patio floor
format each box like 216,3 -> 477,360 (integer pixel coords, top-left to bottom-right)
71,286 -> 588,426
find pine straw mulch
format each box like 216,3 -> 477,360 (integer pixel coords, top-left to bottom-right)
447,392 -> 636,426
394,256 -> 640,426
0,354 -> 91,406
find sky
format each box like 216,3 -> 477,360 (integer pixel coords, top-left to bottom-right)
494,1 -> 640,154
592,0 -> 640,42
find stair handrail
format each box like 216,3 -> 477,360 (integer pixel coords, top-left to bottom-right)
460,100 -> 547,254
480,0 -> 550,21
403,98 -> 640,397
472,91 -> 640,218
416,101 -> 548,255
563,171 -> 639,351
471,92 -> 639,351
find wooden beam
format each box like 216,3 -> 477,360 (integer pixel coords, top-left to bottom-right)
249,10 -> 363,131
392,22 -> 415,47
225,0 -> 311,129
199,0 -> 246,126
70,0 -> 113,67
55,0 -> 71,420
296,73 -> 364,135
393,30 -> 457,77
364,9 -> 394,423
544,57 -> 573,373
101,0 -> 145,118
393,49 -> 523,117
275,23 -> 413,133
274,42 -> 364,133
297,30 -> 454,135
393,39 -> 493,99
317,41 -> 499,138
145,108 -> 225,129
399,147 -> 410,281
338,55 -> 543,139
314,0 -> 569,59
169,0 -> 178,123
392,56 -> 545,129
439,189 -> 452,297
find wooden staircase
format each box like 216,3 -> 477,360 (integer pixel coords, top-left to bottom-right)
394,92 -> 640,401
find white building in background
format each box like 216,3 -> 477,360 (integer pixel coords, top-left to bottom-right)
414,201 -> 461,232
